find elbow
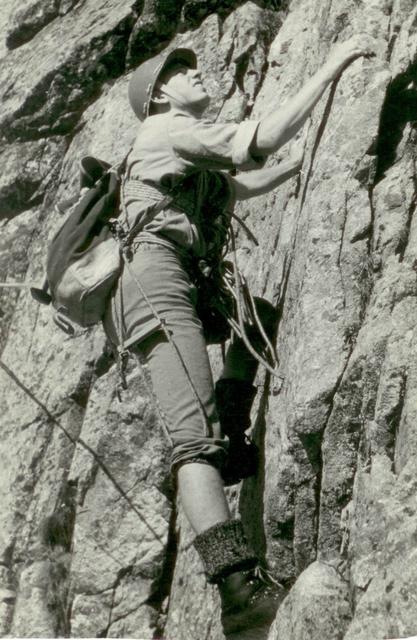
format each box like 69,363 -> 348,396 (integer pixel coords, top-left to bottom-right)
251,128 -> 288,157
253,112 -> 309,155
230,174 -> 253,201
234,183 -> 252,201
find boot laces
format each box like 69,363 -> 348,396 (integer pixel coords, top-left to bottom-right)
250,566 -> 284,590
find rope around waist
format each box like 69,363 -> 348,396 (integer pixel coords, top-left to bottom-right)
123,178 -> 195,217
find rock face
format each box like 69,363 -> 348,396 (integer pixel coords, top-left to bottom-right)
1,0 -> 417,638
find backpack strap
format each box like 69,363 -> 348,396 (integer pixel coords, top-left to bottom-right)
0,279 -> 52,305
80,156 -> 112,188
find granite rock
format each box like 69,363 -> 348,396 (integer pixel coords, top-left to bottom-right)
1,0 -> 417,638
267,561 -> 352,640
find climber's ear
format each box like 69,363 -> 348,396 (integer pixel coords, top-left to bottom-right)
150,84 -> 170,107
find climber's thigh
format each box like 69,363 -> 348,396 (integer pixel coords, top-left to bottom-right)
139,322 -> 227,471
128,244 -> 227,471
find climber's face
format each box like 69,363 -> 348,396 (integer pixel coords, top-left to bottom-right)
153,62 -> 210,115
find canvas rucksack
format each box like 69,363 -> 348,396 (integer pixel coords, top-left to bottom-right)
35,155 -> 127,332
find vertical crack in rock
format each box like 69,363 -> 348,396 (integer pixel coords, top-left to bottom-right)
235,46 -> 253,92
298,429 -> 325,557
300,77 -> 340,212
22,359 -> 100,636
0,540 -> 17,636
75,456 -> 101,508
337,192 -> 349,273
386,2 -> 398,64
273,251 -> 292,343
397,157 -> 417,262
318,350 -> 385,558
39,480 -> 78,636
241,373 -> 273,559
367,179 -> 376,258
40,480 -> 78,554
276,72 -> 342,311
147,507 -> 178,639
336,192 -> 351,319
0,356 -> 101,635
96,565 -> 136,637
374,58 -> 417,185
270,78 -> 342,350
384,371 -> 407,466
242,55 -> 270,119
215,6 -> 282,122
316,342 -> 356,545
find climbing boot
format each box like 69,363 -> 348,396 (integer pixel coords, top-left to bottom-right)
218,567 -> 284,636
193,519 -> 284,636
215,379 -> 259,485
193,519 -> 257,584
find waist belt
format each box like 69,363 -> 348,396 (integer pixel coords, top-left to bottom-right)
123,178 -> 196,218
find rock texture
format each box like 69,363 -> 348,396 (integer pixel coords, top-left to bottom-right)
1,0 -> 417,638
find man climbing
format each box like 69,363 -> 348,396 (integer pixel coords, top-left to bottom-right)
104,36 -> 373,635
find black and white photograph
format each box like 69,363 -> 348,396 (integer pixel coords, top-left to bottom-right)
0,1 -> 417,639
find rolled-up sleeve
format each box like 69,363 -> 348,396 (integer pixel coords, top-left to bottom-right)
168,115 -> 262,170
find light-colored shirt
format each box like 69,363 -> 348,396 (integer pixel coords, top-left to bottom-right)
123,111 -> 261,256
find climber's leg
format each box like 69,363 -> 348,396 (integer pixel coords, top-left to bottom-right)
128,245 -> 232,531
193,519 -> 285,635
127,243 -> 228,471
177,463 -> 230,533
215,298 -> 277,484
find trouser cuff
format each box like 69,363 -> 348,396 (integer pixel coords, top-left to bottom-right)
193,519 -> 257,584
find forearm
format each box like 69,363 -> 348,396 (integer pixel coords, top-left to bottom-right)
232,160 -> 301,200
251,36 -> 373,156
253,65 -> 334,156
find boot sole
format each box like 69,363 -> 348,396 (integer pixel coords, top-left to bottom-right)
224,621 -> 273,639
222,597 -> 278,635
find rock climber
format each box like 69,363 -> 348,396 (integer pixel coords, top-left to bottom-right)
104,36 -> 373,635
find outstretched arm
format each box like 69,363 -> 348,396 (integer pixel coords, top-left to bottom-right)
252,36 -> 374,156
232,147 -> 303,200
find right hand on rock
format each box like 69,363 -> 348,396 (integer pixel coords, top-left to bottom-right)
325,36 -> 375,79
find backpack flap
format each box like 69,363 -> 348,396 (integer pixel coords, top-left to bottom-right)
53,235 -> 121,326
30,277 -> 52,305
80,156 -> 111,189
46,158 -> 123,328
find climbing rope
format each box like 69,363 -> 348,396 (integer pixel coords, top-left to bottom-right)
226,226 -> 280,378
0,358 -> 166,546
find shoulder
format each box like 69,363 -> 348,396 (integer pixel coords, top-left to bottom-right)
134,113 -> 171,141
168,112 -> 215,133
